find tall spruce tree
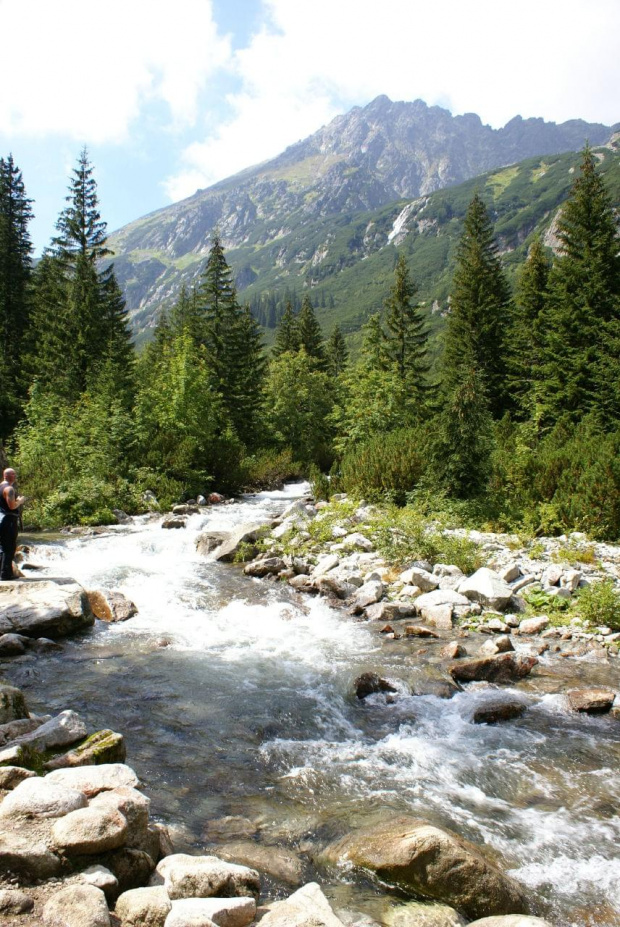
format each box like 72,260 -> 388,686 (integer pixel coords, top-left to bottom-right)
33,149 -> 133,401
297,295 -> 326,368
196,235 -> 265,445
326,324 -> 348,377
442,193 -> 512,419
272,300 -> 300,356
510,237 -> 551,417
384,253 -> 428,399
538,145 -> 620,424
0,155 -> 34,436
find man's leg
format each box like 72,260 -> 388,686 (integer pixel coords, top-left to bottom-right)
0,518 -> 16,580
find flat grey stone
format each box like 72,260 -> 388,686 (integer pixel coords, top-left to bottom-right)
0,775 -> 87,818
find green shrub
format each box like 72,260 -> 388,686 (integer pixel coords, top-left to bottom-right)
242,447 -> 304,490
368,506 -> 483,573
309,464 -> 330,501
339,427 -> 429,505
574,579 -> 620,630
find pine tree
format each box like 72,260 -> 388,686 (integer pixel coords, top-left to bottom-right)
539,145 -> 620,424
196,232 -> 237,389
433,345 -> 494,499
297,295 -> 326,368
0,155 -> 34,436
33,149 -> 133,402
272,301 -> 300,356
196,235 -> 266,444
384,252 -> 429,400
442,193 -> 512,419
361,313 -> 389,371
510,237 -> 551,417
326,324 -> 348,377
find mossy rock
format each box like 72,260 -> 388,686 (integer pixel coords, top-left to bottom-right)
0,685 -> 29,725
44,730 -> 126,771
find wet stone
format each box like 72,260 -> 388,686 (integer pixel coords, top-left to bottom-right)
567,687 -> 616,714
354,673 -> 398,700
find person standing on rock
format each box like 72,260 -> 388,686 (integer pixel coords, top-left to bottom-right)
0,468 -> 26,581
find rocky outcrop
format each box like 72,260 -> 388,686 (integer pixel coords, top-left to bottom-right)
0,580 -> 93,638
322,816 -> 528,919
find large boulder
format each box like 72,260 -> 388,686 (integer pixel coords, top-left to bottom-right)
114,886 -> 171,927
457,570 -> 513,611
42,884 -> 111,927
45,763 -> 140,797
151,853 -> 260,901
0,830 -> 62,879
199,524 -> 266,563
449,654 -> 538,685
259,882 -> 346,927
51,806 -> 128,855
195,531 -> 228,557
0,580 -> 94,638
322,817 -> 528,920
0,775 -> 87,818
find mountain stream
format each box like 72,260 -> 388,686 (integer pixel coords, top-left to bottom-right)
10,484 -> 620,926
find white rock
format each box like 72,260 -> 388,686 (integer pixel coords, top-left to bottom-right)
350,580 -> 384,608
153,854 -> 260,901
562,569 -> 582,592
516,617 -> 549,636
400,568 -> 439,592
415,589 -> 470,610
311,555 -> 340,577
115,886 -> 172,927
43,884 -> 110,927
90,786 -> 150,847
541,565 -> 563,587
432,564 -> 463,578
13,710 -> 87,751
499,563 -> 521,583
259,882 -> 345,927
419,604 -> 454,630
0,775 -> 87,818
51,806 -> 128,855
80,865 -> 119,898
165,896 -> 256,927
45,763 -> 139,797
343,533 -> 374,552
457,569 -> 513,611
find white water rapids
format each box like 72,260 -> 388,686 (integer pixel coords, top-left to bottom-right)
12,484 -> 620,926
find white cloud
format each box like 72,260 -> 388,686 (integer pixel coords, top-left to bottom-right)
166,0 -> 620,201
0,0 -> 231,142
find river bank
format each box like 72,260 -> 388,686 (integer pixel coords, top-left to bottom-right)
1,486 -> 619,926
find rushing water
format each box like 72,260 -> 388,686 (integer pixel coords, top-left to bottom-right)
7,485 -> 620,926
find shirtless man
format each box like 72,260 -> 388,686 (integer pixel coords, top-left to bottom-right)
0,468 -> 26,581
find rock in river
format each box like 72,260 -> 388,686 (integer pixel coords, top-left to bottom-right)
322,816 -> 528,920
449,654 -> 538,685
0,580 -> 94,638
566,687 -> 617,714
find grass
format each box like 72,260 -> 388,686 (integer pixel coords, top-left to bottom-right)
551,542 -> 598,566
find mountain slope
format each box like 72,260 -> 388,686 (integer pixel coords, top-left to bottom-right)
107,96 -> 619,339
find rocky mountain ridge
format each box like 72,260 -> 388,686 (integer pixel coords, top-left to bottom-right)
107,96 -> 619,338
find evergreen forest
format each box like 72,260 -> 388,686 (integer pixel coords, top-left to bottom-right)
1,147 -> 620,540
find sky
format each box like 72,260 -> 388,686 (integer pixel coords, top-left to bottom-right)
1,0 -> 619,254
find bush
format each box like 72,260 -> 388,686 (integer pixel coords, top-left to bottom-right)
242,447 -> 304,490
575,579 -> 620,630
368,506 -> 484,573
339,427 -> 429,505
